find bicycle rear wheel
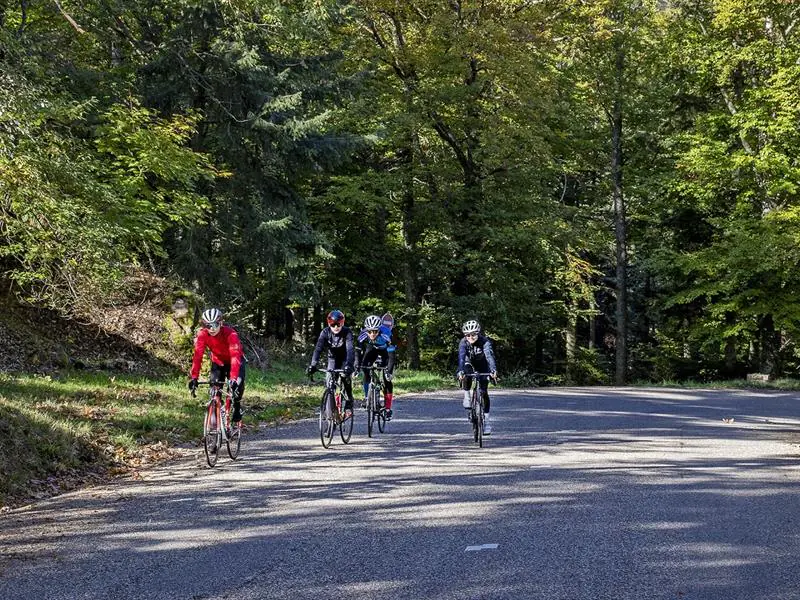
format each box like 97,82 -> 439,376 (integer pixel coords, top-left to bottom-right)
339,392 -> 353,444
366,384 -> 375,438
204,402 -> 220,467
319,390 -> 335,448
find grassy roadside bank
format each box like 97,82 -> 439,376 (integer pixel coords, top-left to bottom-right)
0,364 -> 452,509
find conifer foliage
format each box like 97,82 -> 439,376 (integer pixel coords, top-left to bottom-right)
2,0 -> 800,380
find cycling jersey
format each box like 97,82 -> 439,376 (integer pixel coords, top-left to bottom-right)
191,325 -> 244,380
310,326 -> 355,369
457,334 -> 497,374
355,327 -> 396,371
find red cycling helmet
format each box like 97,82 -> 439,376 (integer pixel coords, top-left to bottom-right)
326,309 -> 345,327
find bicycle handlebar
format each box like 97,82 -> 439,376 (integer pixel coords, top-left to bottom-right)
307,368 -> 349,383
190,380 -> 228,398
461,372 -> 498,384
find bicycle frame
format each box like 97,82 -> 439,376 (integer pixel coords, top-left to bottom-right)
363,365 -> 387,436
314,369 -> 353,447
193,380 -> 242,466
462,372 -> 494,448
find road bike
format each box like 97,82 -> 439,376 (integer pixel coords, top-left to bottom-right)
312,369 -> 354,448
462,372 -> 495,448
363,364 -> 388,437
192,380 -> 242,467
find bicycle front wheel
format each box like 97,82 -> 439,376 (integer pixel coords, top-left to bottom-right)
319,391 -> 335,448
204,403 -> 220,467
227,422 -> 242,459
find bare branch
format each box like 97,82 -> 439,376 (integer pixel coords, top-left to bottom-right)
720,89 -> 754,155
53,0 -> 85,34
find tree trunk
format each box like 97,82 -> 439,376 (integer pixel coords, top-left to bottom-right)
399,140 -> 421,370
565,312 -> 577,383
611,42 -> 628,386
758,314 -> 779,375
724,337 -> 737,375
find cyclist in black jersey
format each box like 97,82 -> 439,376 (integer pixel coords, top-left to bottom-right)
456,319 -> 498,435
307,309 -> 356,415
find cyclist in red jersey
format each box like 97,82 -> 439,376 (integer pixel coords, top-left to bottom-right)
188,308 -> 246,423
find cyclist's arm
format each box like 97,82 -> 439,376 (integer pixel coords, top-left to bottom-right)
310,329 -> 328,365
457,338 -> 468,373
345,329 -> 355,369
483,338 -> 498,374
386,340 -> 396,372
190,330 -> 207,379
227,330 -> 245,381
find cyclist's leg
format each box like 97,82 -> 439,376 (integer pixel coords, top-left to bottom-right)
462,364 -> 475,409
382,372 -> 393,419
342,372 -> 355,408
232,363 -> 245,421
361,349 -> 376,403
478,374 -> 492,434
333,356 -> 353,411
381,350 -> 393,408
362,369 -> 370,402
479,375 -> 490,413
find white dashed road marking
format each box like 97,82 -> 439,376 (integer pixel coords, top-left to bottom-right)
465,544 -> 499,552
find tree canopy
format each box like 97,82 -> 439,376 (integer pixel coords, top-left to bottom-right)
2,0 -> 799,381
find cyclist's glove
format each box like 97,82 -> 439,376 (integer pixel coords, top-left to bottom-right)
490,371 -> 498,384
384,371 -> 393,382
229,379 -> 240,397
188,378 -> 199,393
306,364 -> 317,376
456,371 -> 464,380
344,365 -> 354,376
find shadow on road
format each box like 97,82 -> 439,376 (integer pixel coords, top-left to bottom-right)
2,387 -> 800,600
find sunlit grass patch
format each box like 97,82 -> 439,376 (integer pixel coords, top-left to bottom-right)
393,370 -> 453,394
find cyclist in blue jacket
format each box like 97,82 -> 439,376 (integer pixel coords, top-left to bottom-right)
457,319 -> 498,434
306,309 -> 356,416
354,314 -> 397,420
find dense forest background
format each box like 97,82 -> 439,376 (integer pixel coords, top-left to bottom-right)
2,0 -> 799,384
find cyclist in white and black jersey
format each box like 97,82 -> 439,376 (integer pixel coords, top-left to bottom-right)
307,309 -> 356,416
457,319 -> 498,434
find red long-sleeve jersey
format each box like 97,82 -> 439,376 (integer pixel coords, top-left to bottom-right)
190,325 -> 244,380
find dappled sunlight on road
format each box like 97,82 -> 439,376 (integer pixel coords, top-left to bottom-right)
3,386 -> 800,599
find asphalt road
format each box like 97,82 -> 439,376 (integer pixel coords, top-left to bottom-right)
2,387 -> 800,600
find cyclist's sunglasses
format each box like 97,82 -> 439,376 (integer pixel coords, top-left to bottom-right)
367,329 -> 379,335
204,320 -> 222,330
465,332 -> 479,339
329,321 -> 343,328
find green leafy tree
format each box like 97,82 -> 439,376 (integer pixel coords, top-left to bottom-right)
652,0 -> 800,376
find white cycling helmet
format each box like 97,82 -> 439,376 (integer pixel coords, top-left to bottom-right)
364,315 -> 382,331
202,307 -> 222,325
462,319 -> 481,335
202,308 -> 223,335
